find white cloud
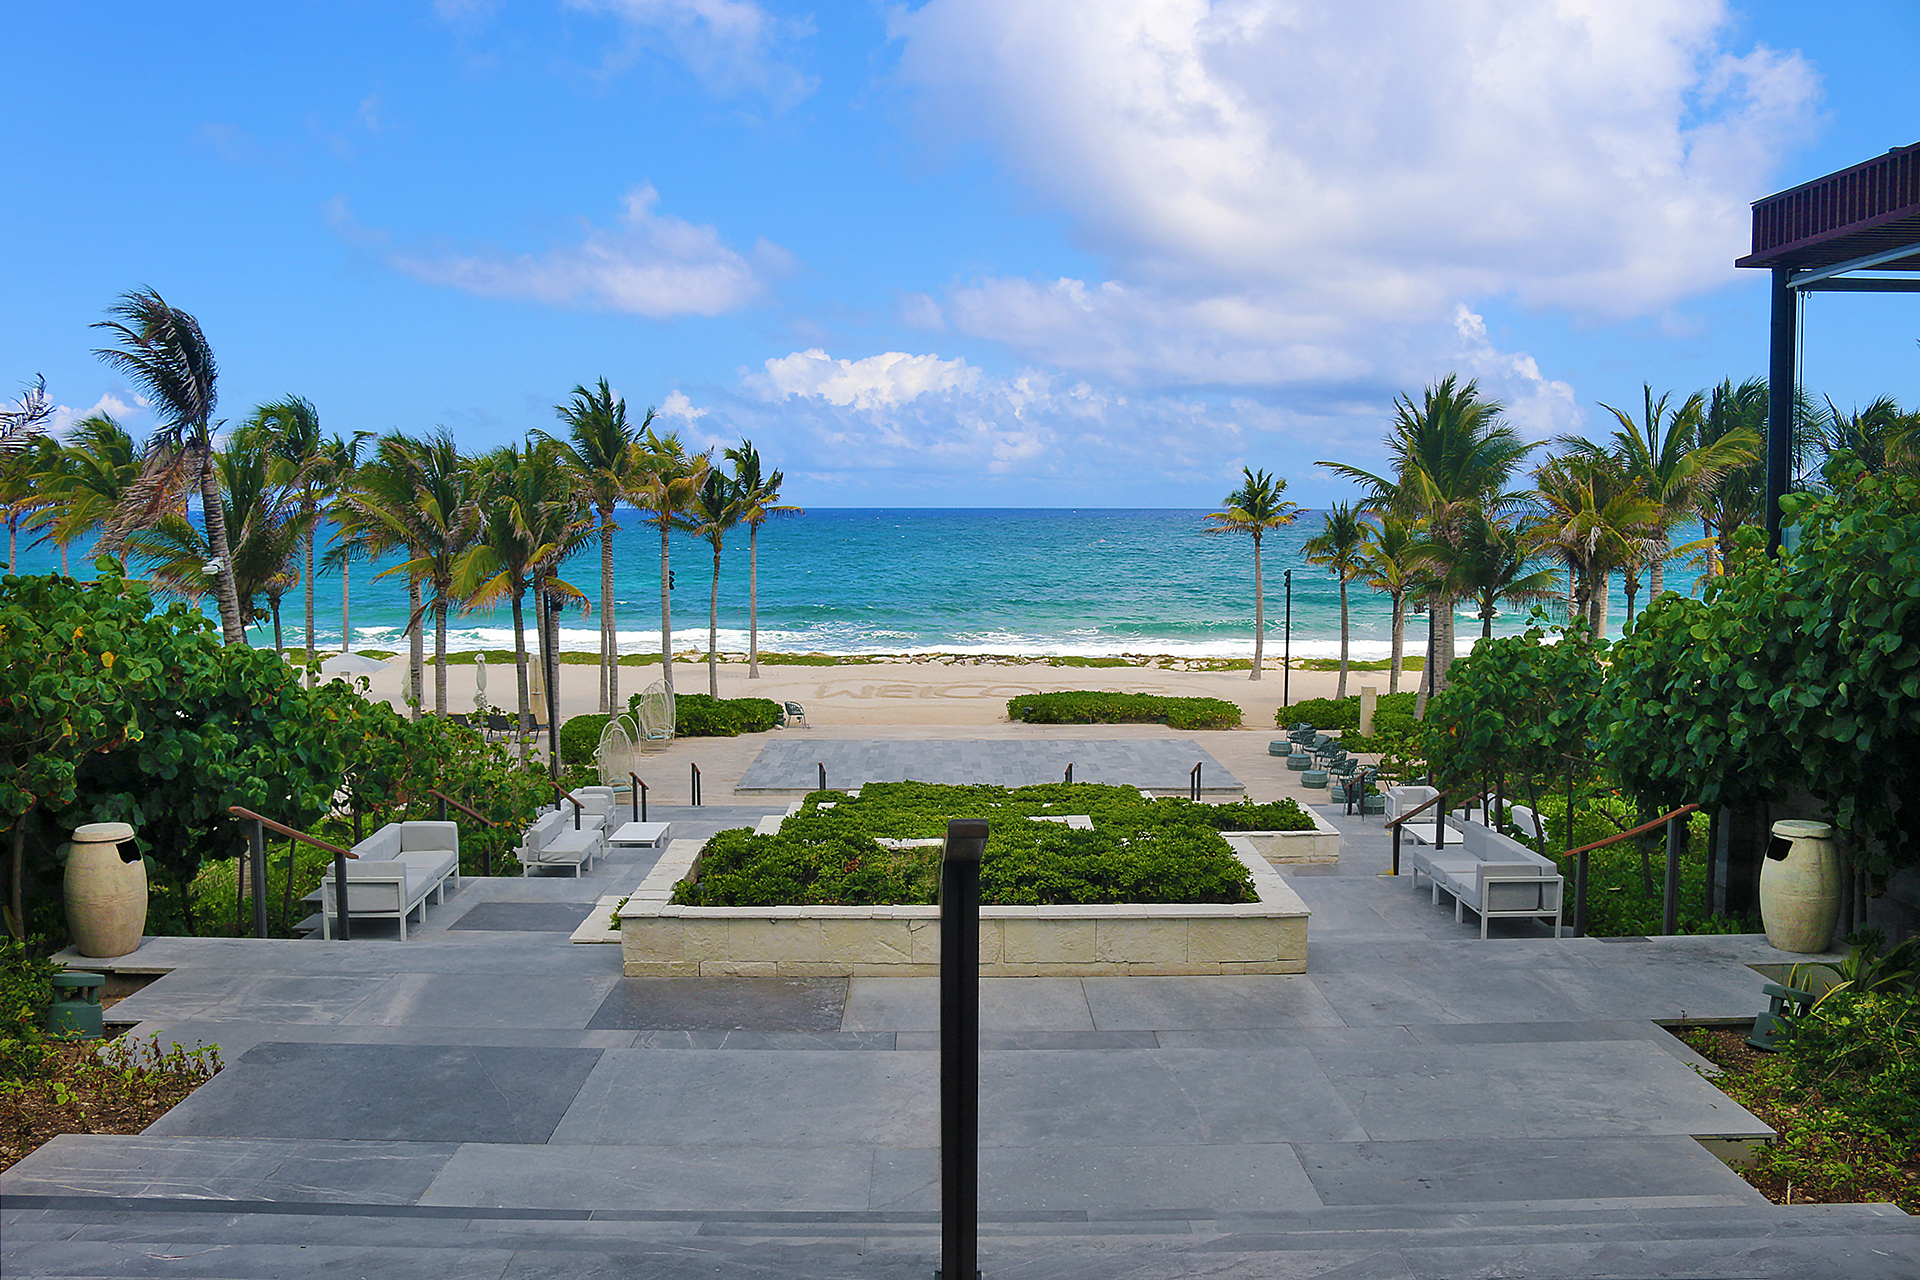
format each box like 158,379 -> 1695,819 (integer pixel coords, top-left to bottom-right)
890,0 -> 1817,396
658,389 -> 708,422
566,0 -> 815,105
46,392 -> 147,440
367,186 -> 779,318
757,349 -> 980,410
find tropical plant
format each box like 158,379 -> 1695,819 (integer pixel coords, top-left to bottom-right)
550,378 -> 646,712
625,427 -> 709,701
1202,467 -> 1298,680
1524,450 -> 1659,636
91,290 -> 246,645
248,396 -> 337,675
724,439 -> 801,679
338,435 -> 429,712
1355,513 -> 1422,694
1301,502 -> 1368,697
1694,377 -> 1769,578
1,377 -> 55,573
1445,509 -> 1562,641
684,467 -> 743,698
316,431 -> 371,654
1318,374 -> 1531,693
1816,395 -> 1919,481
26,413 -> 139,570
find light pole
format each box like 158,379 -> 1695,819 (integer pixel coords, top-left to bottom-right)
1282,569 -> 1292,709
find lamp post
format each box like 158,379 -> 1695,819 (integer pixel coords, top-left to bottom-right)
1282,569 -> 1292,709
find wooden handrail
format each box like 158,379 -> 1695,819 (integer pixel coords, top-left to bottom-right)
1383,787 -> 1457,830
427,789 -> 498,828
1562,803 -> 1700,859
227,806 -> 353,859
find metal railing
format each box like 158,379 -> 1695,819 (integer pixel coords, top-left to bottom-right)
629,773 -> 649,823
428,789 -> 498,829
552,785 -> 585,829
1190,762 -> 1203,802
690,763 -> 703,807
1382,787 -> 1460,876
227,806 -> 355,940
1563,803 -> 1700,937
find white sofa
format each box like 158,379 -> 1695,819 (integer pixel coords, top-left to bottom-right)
517,805 -> 607,876
315,821 -> 461,940
1407,816 -> 1564,938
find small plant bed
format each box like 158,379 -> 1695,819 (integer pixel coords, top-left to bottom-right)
1,1035 -> 224,1174
673,782 -> 1276,908
1676,1008 -> 1919,1213
1279,690 -> 1419,737
1007,692 -> 1241,730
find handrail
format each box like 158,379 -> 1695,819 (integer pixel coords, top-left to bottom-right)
1562,803 -> 1700,858
427,789 -> 498,828
227,806 -> 353,858
629,772 -> 649,823
553,785 -> 584,829
1383,786 -> 1459,877
1383,787 -> 1456,830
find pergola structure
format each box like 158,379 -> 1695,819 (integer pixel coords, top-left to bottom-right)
1735,140 -> 1920,549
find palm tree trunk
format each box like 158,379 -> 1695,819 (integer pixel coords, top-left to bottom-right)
408,579 -> 424,719
1591,571 -> 1608,637
60,542 -> 68,575
199,451 -> 246,646
511,590 -> 530,765
747,522 -> 761,679
434,596 -> 449,715
533,585 -> 552,770
303,511 -> 316,681
708,541 -> 721,699
1388,594 -> 1405,695
271,597 -> 283,661
341,557 -> 352,652
601,516 -> 617,714
1335,578 -> 1350,699
1415,608 -> 1435,720
659,523 -> 675,700
1624,567 -> 1639,623
1649,543 -> 1665,600
1431,591 -> 1458,691
1248,533 -> 1264,681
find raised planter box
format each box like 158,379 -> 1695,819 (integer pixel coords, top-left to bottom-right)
618,823 -> 1312,978
1231,806 -> 1342,866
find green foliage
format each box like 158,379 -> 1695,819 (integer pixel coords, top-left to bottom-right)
1605,466 -> 1920,872
559,714 -> 610,768
673,781 -> 1259,907
1006,691 -> 1241,730
1505,793 -> 1736,936
1278,691 -> 1417,733
1424,619 -> 1605,795
659,692 -> 782,737
0,937 -> 60,1080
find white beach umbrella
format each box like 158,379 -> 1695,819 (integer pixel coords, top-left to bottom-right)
319,651 -> 388,679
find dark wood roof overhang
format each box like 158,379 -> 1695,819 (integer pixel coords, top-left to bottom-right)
1736,141 -> 1920,287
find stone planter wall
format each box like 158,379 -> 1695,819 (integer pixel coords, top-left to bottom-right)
1233,806 -> 1342,865
619,828 -> 1311,978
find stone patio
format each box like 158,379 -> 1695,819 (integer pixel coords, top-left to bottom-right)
6,751 -> 1917,1278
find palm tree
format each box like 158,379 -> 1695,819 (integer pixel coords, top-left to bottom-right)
458,441 -> 593,760
1525,451 -> 1660,635
1446,510 -> 1562,640
626,428 -> 709,701
1,377 -> 55,571
724,439 -> 801,678
684,468 -> 744,697
316,432 -> 372,652
1301,503 -> 1368,698
1355,513 -> 1421,694
1817,395 -> 1919,479
390,432 -> 479,715
92,289 -> 245,644
340,435 -> 432,714
248,396 -> 336,676
1203,468 -> 1299,681
550,379 -> 648,712
1587,384 -> 1759,604
1318,375 -> 1531,692
1693,378 -> 1768,576
29,413 -> 139,569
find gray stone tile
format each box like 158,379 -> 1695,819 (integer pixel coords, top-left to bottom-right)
447,902 -> 594,932
0,1135 -> 457,1204
419,1142 -> 878,1211
104,974 -> 391,1026
1308,966 -> 1592,1027
1154,1027 -> 1421,1051
1311,1040 -> 1774,1142
144,1042 -> 602,1144
585,977 -> 848,1032
340,971 -> 620,1029
0,1239 -> 521,1279
872,1142 -> 1321,1214
840,976 -> 1093,1032
1294,1137 -> 1769,1207
1081,975 -> 1349,1031
979,1049 -> 1367,1146
737,738 -> 1244,793
548,1048 -> 939,1147
117,1020 -> 637,1060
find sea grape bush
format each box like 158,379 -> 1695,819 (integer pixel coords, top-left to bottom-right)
1006,692 -> 1241,730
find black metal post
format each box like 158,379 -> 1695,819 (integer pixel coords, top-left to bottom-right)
1064,763 -> 1073,785
630,773 -> 647,823
1190,762 -> 1201,802
1391,824 -> 1402,876
1283,569 -> 1292,709
818,762 -> 827,792
437,794 -> 447,823
248,819 -> 269,939
331,846 -> 352,940
1574,850 -> 1590,938
690,763 -> 701,807
1663,815 -> 1685,936
940,818 -> 988,1280
1765,266 -> 1796,556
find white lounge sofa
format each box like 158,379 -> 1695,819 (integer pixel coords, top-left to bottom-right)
517,807 -> 606,876
1407,816 -> 1564,938
315,821 -> 461,940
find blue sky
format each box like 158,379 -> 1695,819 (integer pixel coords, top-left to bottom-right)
4,1 -> 1916,509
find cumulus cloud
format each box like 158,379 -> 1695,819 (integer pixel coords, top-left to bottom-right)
361,186 -> 782,318
757,349 -> 979,410
890,0 -> 1817,404
566,0 -> 815,105
43,392 -> 148,440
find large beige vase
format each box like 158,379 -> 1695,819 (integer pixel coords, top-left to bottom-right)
64,822 -> 146,958
1759,819 -> 1840,954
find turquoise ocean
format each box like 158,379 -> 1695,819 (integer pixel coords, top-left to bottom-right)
13,509 -> 1651,660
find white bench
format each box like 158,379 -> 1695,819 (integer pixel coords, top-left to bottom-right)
315,821 -> 461,940
518,807 -> 607,876
1407,817 -> 1564,938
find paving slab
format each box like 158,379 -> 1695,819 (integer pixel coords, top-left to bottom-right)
419,1143 -> 878,1212
585,976 -> 848,1032
841,976 -> 1094,1032
339,970 -> 620,1029
145,1042 -> 603,1144
1080,974 -> 1349,1031
736,737 -> 1244,794
1,1135 -> 458,1204
102,972 -> 392,1025
446,902 -> 596,932
872,1143 -> 1322,1214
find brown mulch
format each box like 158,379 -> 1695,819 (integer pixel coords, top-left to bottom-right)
0,1036 -> 222,1174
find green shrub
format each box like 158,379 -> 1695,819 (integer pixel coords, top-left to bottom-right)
0,937 -> 59,1081
1277,691 -> 1418,735
1006,692 -> 1241,730
559,714 -> 611,768
672,780 -> 1259,907
660,692 -> 784,737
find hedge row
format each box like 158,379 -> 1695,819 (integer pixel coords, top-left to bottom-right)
669,693 -> 783,737
1278,690 -> 1419,739
674,781 -> 1277,908
1006,691 -> 1241,730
